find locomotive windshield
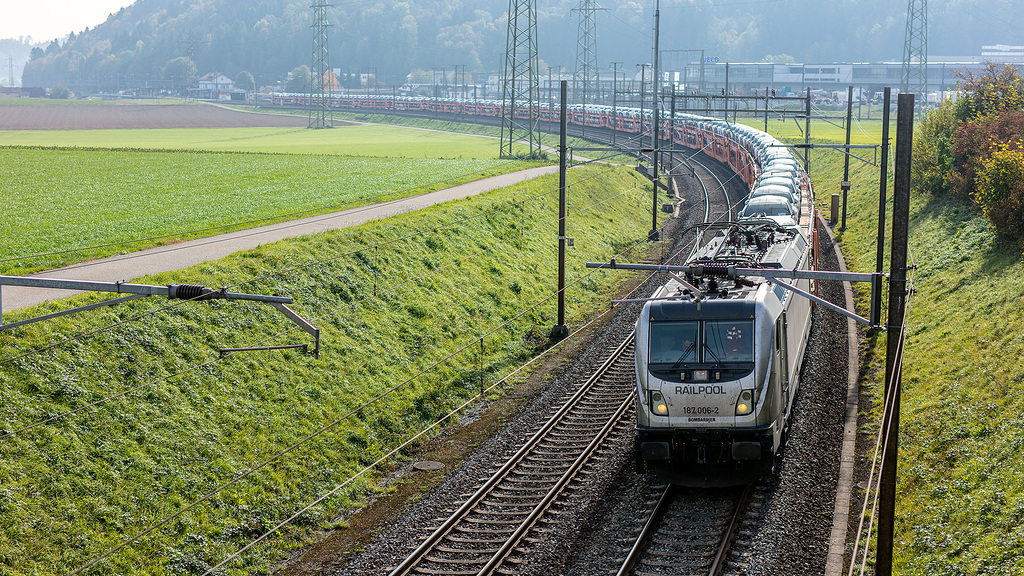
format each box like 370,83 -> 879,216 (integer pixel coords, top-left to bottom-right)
648,318 -> 754,367
648,321 -> 699,365
704,319 -> 755,362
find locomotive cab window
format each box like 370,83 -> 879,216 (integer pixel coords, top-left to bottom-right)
704,320 -> 755,363
648,321 -> 699,365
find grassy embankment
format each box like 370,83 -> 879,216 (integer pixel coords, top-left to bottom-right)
0,163 -> 660,575
763,115 -> 1024,574
0,126 -> 542,275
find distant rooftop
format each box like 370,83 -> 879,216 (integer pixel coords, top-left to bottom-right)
982,44 -> 1024,57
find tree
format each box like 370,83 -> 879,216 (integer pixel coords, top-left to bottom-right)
235,70 -> 255,92
49,83 -> 72,99
285,65 -> 310,93
953,62 -> 1024,124
29,47 -> 45,61
164,56 -> 196,94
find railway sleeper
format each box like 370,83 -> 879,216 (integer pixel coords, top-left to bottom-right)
446,536 -> 509,544
633,569 -> 707,576
459,516 -> 523,526
473,509 -> 534,517
650,535 -> 719,547
645,547 -> 719,558
641,558 -> 714,569
453,525 -> 519,534
478,500 -> 537,510
410,568 -> 479,576
423,555 -> 491,565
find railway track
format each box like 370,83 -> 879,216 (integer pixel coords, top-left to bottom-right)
387,335 -> 637,576
614,485 -> 750,576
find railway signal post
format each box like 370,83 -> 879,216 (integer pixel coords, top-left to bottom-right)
551,80 -> 570,342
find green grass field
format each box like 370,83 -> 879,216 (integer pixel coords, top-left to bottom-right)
0,124 -> 504,157
0,148 -> 529,274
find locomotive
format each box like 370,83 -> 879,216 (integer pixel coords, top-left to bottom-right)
633,216 -> 813,487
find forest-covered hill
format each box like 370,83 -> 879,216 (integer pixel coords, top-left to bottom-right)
17,0 -> 1024,93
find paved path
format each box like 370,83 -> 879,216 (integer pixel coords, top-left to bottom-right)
2,166 -> 558,313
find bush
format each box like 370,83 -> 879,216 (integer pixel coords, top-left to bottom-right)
953,62 -> 1024,124
976,142 -> 1024,242
951,110 -> 1024,202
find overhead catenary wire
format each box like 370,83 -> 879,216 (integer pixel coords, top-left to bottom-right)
853,299 -> 912,576
17,110 -> 723,559
16,108 -> 794,569
847,266 -> 915,576
58,115 -> 737,569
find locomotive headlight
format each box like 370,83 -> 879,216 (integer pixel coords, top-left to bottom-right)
650,391 -> 669,416
735,389 -> 754,416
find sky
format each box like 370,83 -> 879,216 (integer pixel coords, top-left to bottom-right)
1,0 -> 134,42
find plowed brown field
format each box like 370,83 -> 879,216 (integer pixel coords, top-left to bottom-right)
0,103 -> 318,130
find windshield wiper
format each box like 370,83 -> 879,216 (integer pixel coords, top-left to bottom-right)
703,343 -> 723,366
670,342 -> 697,370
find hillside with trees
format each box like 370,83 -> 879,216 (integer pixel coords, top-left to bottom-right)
18,0 -> 1024,94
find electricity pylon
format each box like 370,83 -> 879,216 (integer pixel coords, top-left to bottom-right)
572,0 -> 603,104
309,0 -> 333,129
500,0 -> 540,158
900,0 -> 927,100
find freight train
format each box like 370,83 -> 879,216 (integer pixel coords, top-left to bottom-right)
267,93 -> 761,189
270,92 -> 816,486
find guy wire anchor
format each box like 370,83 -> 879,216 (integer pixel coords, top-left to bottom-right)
0,276 -> 320,358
